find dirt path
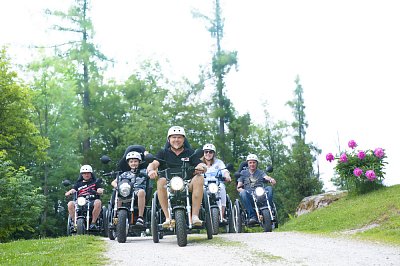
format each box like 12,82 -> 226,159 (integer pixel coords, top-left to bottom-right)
104,232 -> 400,265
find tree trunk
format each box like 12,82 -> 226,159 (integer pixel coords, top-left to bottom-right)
82,0 -> 91,158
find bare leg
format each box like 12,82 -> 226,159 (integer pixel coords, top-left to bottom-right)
157,178 -> 170,220
67,201 -> 75,220
189,174 -> 204,217
92,199 -> 101,223
219,183 -> 227,219
137,189 -> 146,217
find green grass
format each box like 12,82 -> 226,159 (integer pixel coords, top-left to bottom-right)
278,184 -> 400,245
189,235 -> 244,247
0,235 -> 107,266
189,235 -> 283,264
250,250 -> 282,262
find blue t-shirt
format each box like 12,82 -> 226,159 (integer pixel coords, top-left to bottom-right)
237,169 -> 266,190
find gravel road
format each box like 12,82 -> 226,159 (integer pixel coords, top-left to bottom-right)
104,232 -> 400,265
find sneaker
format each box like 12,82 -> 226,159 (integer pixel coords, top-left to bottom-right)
136,217 -> 144,226
69,225 -> 76,233
192,215 -> 203,226
162,218 -> 175,229
68,219 -> 76,232
221,218 -> 228,223
89,223 -> 98,230
248,217 -> 257,225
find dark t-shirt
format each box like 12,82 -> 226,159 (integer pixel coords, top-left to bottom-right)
237,169 -> 266,190
73,178 -> 102,199
156,148 -> 201,178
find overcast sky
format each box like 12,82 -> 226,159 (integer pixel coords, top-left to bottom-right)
2,0 -> 399,190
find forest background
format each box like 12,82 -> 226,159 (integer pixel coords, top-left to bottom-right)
1,0 -> 398,242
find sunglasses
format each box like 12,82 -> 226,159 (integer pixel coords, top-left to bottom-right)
204,150 -> 214,154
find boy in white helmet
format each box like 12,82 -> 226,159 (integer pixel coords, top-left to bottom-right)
65,165 -> 104,230
111,151 -> 146,226
236,154 -> 276,225
147,126 -> 207,228
202,143 -> 232,222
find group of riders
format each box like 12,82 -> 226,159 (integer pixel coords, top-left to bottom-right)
65,126 -> 277,235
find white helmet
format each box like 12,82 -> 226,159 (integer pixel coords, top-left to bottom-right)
167,126 -> 186,138
203,143 -> 216,152
80,165 -> 93,173
246,154 -> 258,162
126,151 -> 142,162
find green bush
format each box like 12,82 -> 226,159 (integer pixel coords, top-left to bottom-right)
0,151 -> 45,242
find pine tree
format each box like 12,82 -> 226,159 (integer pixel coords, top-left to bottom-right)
46,0 -> 109,162
193,0 -> 238,160
283,75 -> 323,216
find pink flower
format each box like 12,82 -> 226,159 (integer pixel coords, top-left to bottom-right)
353,168 -> 363,177
357,150 -> 366,160
365,170 -> 376,181
374,148 -> 384,158
326,153 -> 334,162
339,153 -> 348,163
348,140 -> 357,149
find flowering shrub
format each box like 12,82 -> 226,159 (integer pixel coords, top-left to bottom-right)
326,140 -> 387,194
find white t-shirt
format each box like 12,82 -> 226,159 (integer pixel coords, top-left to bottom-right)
204,158 -> 228,181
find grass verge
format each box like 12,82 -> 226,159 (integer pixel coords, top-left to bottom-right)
0,235 -> 107,266
278,184 -> 400,245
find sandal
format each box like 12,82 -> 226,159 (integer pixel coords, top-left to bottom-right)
192,215 -> 203,226
136,217 -> 144,226
162,218 -> 175,228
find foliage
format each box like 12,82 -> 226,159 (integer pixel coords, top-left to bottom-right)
228,113 -> 252,164
279,76 -> 323,222
326,139 -> 387,194
211,50 -> 238,76
47,0 -> 109,162
163,77 -> 212,149
27,53 -> 82,237
286,76 -> 307,140
0,235 -> 107,265
0,47 -> 49,165
278,185 -> 400,245
193,0 -> 238,160
0,151 -> 45,242
0,1 -> 332,240
116,63 -> 184,153
249,109 -> 290,168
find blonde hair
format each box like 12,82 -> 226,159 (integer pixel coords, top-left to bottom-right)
201,155 -> 215,166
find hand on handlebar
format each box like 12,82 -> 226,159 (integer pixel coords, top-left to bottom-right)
224,175 -> 232,182
194,163 -> 207,175
147,169 -> 158,179
265,176 -> 276,185
65,189 -> 76,197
